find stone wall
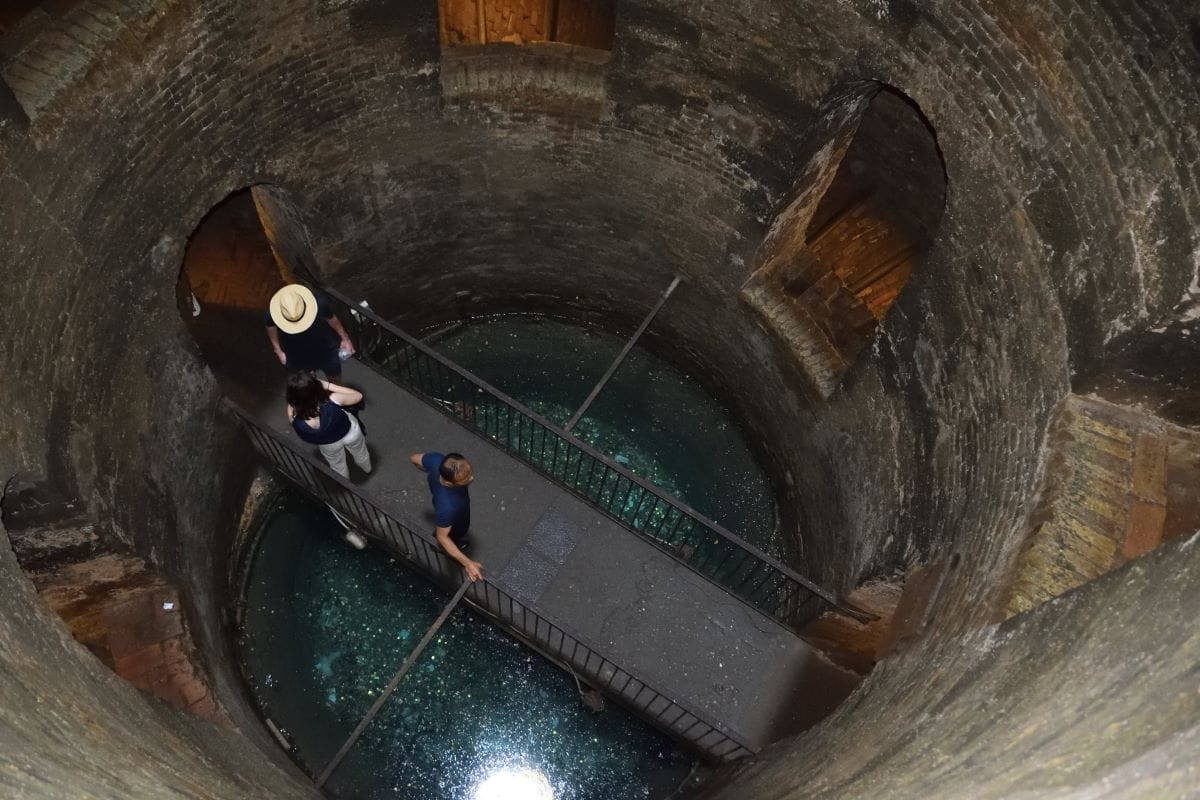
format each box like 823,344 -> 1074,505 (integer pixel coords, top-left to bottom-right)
0,519 -> 318,799
999,394 -> 1200,619
696,524 -> 1200,798
0,0 -> 1196,796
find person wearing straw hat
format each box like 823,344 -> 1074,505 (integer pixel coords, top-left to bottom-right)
265,284 -> 355,380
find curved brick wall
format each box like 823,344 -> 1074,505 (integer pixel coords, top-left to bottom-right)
0,0 -> 1197,797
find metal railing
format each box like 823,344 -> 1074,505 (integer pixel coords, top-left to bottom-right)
224,399 -> 756,763
327,289 -> 866,627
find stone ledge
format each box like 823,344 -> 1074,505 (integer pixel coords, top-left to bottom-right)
741,270 -> 845,400
439,41 -> 608,114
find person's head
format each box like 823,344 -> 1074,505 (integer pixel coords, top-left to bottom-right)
438,453 -> 474,487
286,372 -> 329,419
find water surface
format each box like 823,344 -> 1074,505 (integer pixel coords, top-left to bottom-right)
429,316 -> 778,553
239,491 -> 693,799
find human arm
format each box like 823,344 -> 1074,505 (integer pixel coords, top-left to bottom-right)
412,452 -> 443,472
436,526 -> 483,582
266,326 -> 286,364
320,380 -> 363,407
327,315 -> 355,357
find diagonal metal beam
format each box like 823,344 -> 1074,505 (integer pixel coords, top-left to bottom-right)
316,579 -> 472,787
564,275 -> 682,433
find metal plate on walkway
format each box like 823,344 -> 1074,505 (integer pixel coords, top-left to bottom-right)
526,504 -> 583,564
498,505 -> 582,604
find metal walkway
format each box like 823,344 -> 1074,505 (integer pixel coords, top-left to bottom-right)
201,297 -> 860,762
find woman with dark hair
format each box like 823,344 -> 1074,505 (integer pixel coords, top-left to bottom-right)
286,372 -> 371,479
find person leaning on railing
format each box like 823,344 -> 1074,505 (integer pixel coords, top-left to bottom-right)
409,451 -> 483,582
286,373 -> 372,481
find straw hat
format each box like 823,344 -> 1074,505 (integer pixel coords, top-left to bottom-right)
268,284 -> 319,334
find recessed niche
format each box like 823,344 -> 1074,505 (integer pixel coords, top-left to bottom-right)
742,84 -> 947,398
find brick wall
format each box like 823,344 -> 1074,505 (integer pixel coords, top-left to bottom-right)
0,0 -> 1192,630
1000,394 -> 1199,618
0,0 -> 1197,796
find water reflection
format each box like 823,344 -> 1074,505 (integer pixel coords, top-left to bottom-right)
429,315 -> 779,555
471,764 -> 555,800
240,491 -> 693,799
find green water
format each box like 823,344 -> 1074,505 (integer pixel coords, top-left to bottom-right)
428,316 -> 778,554
239,491 -> 694,800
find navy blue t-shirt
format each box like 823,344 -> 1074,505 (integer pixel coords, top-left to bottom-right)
292,401 -> 351,445
422,452 -> 471,544
265,292 -> 336,370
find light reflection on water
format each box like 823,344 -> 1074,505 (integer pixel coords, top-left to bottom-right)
470,765 -> 555,799
239,492 -> 693,799
428,315 -> 779,555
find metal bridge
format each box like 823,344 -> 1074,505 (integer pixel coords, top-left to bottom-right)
207,288 -> 862,765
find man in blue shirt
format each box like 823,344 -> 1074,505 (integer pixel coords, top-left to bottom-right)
410,451 -> 482,582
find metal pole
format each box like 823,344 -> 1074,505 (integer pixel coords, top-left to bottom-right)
564,276 -> 681,433
316,579 -> 473,787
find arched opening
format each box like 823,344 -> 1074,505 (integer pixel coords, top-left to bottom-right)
0,0 -> 89,127
178,188 -> 285,316
997,310 -> 1200,621
743,83 -> 947,398
177,185 -> 321,394
1,475 -> 230,724
177,185 -> 316,315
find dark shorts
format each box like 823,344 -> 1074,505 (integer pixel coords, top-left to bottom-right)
287,350 -> 342,379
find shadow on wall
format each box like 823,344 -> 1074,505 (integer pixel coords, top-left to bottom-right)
0,0 -> 87,36
741,81 -> 947,399
175,183 -> 325,413
177,184 -> 319,319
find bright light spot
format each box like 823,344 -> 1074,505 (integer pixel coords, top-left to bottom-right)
471,766 -> 554,800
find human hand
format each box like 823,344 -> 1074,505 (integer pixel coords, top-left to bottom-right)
275,349 -> 287,365
464,560 -> 484,582
340,338 -> 356,357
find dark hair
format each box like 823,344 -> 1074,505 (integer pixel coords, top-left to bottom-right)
286,372 -> 329,420
438,453 -> 472,484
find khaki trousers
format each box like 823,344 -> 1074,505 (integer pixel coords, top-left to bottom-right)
318,414 -> 371,479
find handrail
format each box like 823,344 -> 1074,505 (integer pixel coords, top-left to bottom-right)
325,287 -> 870,626
222,398 -> 756,764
